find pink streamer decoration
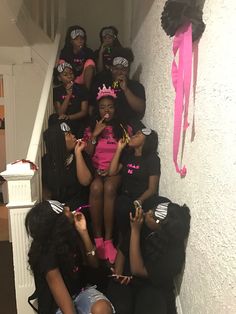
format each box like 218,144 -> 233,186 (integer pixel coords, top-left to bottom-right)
171,22 -> 193,177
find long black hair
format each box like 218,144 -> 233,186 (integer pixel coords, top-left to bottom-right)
90,95 -> 128,140
43,124 -> 68,200
63,25 -> 88,50
142,130 -> 159,157
99,26 -> 122,47
53,60 -> 76,86
111,47 -> 134,65
25,201 -> 80,273
143,202 -> 191,262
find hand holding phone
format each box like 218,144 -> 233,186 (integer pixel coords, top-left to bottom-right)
108,273 -> 132,285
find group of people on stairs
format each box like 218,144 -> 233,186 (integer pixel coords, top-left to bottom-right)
26,24 -> 191,314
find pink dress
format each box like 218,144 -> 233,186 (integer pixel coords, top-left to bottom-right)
84,125 -> 132,170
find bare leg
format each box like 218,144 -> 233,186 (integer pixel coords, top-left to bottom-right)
89,176 -> 104,237
104,175 -> 121,240
83,65 -> 95,90
91,299 -> 113,314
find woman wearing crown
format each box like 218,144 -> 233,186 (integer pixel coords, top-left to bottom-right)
83,84 -> 132,264
91,47 -> 146,131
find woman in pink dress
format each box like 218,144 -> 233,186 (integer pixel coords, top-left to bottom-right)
84,85 -> 132,264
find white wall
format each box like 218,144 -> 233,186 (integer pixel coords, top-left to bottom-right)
66,0 -> 126,50
125,0 -> 236,313
12,59 -> 46,160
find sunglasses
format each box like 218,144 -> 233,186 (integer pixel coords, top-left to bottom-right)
141,128 -> 152,136
153,202 -> 170,223
60,122 -> 71,132
70,29 -> 85,40
57,62 -> 72,73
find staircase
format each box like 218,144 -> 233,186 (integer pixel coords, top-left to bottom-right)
0,1 -> 66,313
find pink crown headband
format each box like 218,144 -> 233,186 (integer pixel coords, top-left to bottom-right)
96,84 -> 117,100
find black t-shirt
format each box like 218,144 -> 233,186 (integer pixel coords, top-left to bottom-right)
94,47 -> 113,70
34,246 -> 110,314
119,228 -> 185,289
34,248 -> 84,314
60,47 -> 95,77
121,152 -> 160,198
91,71 -> 146,124
42,152 -> 93,211
53,83 -> 88,135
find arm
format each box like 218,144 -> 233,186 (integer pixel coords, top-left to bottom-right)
54,98 -> 70,115
67,100 -> 88,120
129,208 -> 148,277
108,139 -> 126,176
114,249 -> 125,275
85,118 -> 106,156
96,45 -> 105,72
135,175 -> 159,205
54,82 -> 73,116
111,248 -> 132,285
119,75 -> 146,114
46,268 -> 76,314
84,65 -> 95,90
74,141 -> 93,186
74,212 -> 99,268
123,87 -> 146,114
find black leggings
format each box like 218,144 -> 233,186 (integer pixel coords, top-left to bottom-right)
107,280 -> 176,314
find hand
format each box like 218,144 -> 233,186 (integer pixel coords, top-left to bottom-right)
109,268 -> 132,286
117,138 -> 127,151
66,81 -> 73,92
75,139 -> 86,154
117,74 -> 128,91
133,199 -> 142,210
92,117 -> 106,137
97,169 -> 108,176
130,206 -> 144,232
58,114 -> 69,120
99,43 -> 106,54
74,212 -> 87,233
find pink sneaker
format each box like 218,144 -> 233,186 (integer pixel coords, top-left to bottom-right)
104,240 -> 117,264
94,237 -> 106,260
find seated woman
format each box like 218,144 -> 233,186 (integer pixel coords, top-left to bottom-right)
25,200 -> 115,314
42,122 -> 93,212
94,26 -> 122,73
107,201 -> 191,314
109,128 -> 160,235
91,47 -> 146,131
52,60 -> 89,137
83,85 -> 132,264
60,25 -> 95,90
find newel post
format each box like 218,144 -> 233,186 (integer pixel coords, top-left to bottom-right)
1,161 -> 39,314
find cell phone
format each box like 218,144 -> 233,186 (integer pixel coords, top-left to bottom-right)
108,274 -> 127,279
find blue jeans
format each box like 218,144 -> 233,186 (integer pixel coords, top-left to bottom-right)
55,286 -> 115,314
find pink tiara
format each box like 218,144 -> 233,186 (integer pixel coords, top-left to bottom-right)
96,84 -> 117,100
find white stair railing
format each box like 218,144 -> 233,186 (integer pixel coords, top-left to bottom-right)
24,0 -> 58,40
0,1 -> 66,312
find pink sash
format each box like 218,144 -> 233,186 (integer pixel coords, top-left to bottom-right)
171,22 -> 192,177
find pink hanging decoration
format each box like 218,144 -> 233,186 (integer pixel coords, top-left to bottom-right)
171,22 -> 193,177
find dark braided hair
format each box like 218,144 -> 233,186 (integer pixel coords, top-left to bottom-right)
142,130 -> 159,157
25,201 -> 82,274
63,25 -> 88,50
53,60 -> 76,86
99,26 -> 122,47
143,203 -> 191,262
43,124 -> 69,200
111,47 -> 134,65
